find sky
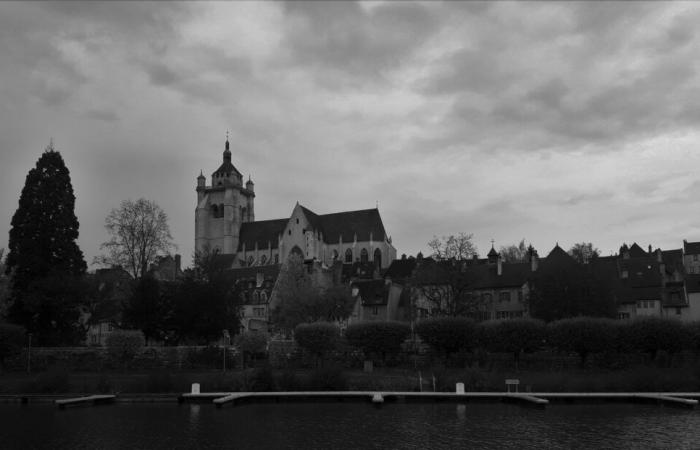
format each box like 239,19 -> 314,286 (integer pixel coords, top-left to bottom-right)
2,1 -> 700,270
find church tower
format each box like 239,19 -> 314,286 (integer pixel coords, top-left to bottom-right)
195,136 -> 255,256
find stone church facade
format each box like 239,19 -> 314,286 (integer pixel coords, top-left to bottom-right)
195,139 -> 396,270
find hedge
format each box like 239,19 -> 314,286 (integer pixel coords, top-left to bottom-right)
345,321 -> 410,363
477,319 -> 546,369
415,317 -> 475,361
294,322 -> 339,366
547,317 -> 618,367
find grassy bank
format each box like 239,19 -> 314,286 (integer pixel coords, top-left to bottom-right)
1,365 -> 699,395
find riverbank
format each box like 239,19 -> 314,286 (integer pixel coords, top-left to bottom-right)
1,365 -> 698,395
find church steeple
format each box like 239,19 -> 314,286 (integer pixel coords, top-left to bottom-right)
224,132 -> 231,163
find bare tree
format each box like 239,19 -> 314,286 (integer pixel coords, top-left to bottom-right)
427,232 -> 478,260
499,239 -> 529,263
568,242 -> 600,264
411,259 -> 484,317
96,198 -> 175,279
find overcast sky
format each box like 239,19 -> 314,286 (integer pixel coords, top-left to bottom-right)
2,1 -> 700,269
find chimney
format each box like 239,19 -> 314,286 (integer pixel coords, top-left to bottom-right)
656,248 -> 662,262
497,257 -> 503,276
648,245 -> 652,255
530,254 -> 538,272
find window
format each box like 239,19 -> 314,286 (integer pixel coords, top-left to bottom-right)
676,307 -> 682,315
274,254 -> 279,264
694,255 -> 698,262
617,312 -> 630,320
621,270 -> 629,279
260,255 -> 267,265
252,291 -> 260,303
374,248 -> 382,268
372,306 -> 378,315
247,256 -> 254,266
288,229 -> 291,235
518,291 -> 523,302
296,218 -> 299,224
360,248 -> 369,263
253,307 -> 265,317
481,293 -> 492,302
345,248 -> 353,263
261,291 -> 268,302
499,291 -> 511,302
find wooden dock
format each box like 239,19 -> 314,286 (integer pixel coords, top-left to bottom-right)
55,395 -> 116,409
172,391 -> 700,410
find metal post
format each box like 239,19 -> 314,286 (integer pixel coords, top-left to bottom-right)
27,333 -> 32,373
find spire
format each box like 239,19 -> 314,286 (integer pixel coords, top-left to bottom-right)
223,132 -> 231,162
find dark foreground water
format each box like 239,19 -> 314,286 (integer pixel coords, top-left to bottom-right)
1,402 -> 699,449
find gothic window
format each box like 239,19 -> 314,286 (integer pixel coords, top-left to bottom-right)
247,256 -> 254,266
261,291 -> 268,302
252,291 -> 260,303
373,248 -> 382,268
345,248 -> 353,263
360,248 -> 369,263
260,255 -> 267,265
274,254 -> 279,264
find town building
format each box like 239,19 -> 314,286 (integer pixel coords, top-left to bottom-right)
196,138 -> 396,331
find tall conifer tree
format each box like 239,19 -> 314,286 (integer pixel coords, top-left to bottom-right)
5,142 -> 87,344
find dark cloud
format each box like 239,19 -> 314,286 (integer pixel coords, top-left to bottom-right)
282,1 -> 440,85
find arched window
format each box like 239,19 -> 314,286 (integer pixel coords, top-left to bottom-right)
252,291 -> 260,303
274,254 -> 279,264
374,248 -> 382,268
345,248 -> 353,263
360,248 -> 369,263
260,255 -> 267,265
261,291 -> 268,302
247,255 -> 254,266
290,246 -> 304,260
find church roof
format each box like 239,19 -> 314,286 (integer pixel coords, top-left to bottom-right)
628,243 -> 648,258
238,219 -> 287,251
684,241 -> 700,255
213,160 -> 242,178
315,208 -> 387,243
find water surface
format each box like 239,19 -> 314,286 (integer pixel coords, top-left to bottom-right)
1,402 -> 697,449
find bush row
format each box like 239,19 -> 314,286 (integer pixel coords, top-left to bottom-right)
291,317 -> 700,369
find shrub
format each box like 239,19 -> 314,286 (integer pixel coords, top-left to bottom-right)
234,331 -> 269,368
106,330 -> 145,370
249,365 -> 276,392
415,317 -> 476,362
627,317 -> 690,362
345,321 -> 410,363
294,322 -> 339,367
477,319 -> 546,370
0,323 -> 25,371
548,317 -> 617,367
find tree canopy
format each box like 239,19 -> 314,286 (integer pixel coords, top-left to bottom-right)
270,255 -> 354,331
5,144 -> 87,344
97,198 -> 175,279
427,232 -> 478,260
412,258 -> 484,317
499,239 -> 529,263
568,242 -> 600,264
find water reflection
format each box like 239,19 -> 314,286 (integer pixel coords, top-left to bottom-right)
1,403 -> 699,449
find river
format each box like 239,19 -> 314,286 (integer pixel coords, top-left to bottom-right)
1,402 -> 697,449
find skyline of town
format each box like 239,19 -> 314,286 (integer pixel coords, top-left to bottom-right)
2,2 -> 700,268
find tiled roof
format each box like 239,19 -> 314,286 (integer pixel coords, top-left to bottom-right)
213,159 -> 242,178
238,219 -> 288,251
352,279 -> 388,306
385,259 -> 417,280
224,264 -> 281,281
468,262 -> 530,289
684,241 -> 700,254
628,243 -> 649,258
614,286 -> 662,304
211,254 -> 238,270
315,208 -> 387,243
